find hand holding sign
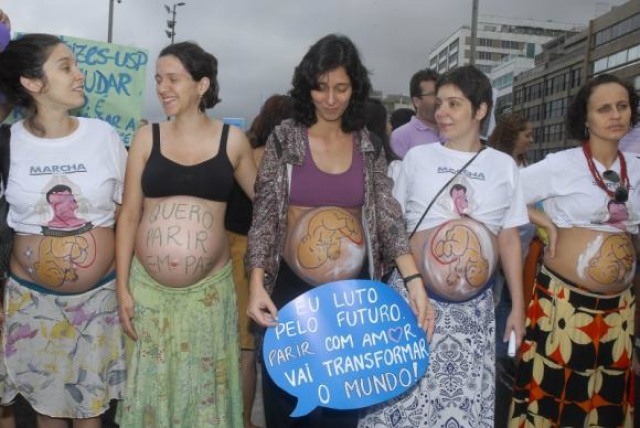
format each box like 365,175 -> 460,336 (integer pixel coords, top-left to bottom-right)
263,279 -> 429,417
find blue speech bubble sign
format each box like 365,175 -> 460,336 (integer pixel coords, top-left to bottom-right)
263,279 -> 429,417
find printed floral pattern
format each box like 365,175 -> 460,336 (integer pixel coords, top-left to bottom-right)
359,270 -> 495,428
509,267 -> 634,428
0,278 -> 125,418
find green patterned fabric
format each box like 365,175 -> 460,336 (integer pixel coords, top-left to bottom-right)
117,258 -> 242,428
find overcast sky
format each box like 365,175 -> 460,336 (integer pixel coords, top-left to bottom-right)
6,0 -> 630,123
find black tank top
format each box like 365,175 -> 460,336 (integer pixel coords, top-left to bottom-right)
141,123 -> 234,201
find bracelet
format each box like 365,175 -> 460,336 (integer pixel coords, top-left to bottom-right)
402,273 -> 422,286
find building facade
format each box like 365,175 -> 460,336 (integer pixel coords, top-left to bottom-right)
428,16 -> 581,74
512,0 -> 640,161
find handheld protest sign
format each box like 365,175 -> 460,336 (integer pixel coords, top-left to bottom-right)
262,279 -> 429,417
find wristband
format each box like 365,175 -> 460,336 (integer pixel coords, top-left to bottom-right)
402,273 -> 422,286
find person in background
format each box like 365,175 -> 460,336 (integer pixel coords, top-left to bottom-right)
116,41 -> 256,428
0,10 -> 11,124
225,93 -> 293,428
509,73 -> 640,428
364,98 -> 398,163
389,68 -> 440,159
488,113 -> 536,428
389,107 -> 414,132
0,33 -> 127,428
360,65 -> 527,428
246,34 -> 434,428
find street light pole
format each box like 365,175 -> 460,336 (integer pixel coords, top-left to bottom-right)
165,2 -> 186,45
470,0 -> 479,66
107,0 -> 122,43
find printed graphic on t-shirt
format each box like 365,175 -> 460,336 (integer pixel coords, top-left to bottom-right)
437,175 -> 477,217
37,177 -> 94,236
590,181 -> 636,231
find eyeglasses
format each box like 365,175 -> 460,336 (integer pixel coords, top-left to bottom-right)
603,170 -> 629,203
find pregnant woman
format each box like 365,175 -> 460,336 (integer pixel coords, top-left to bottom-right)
116,42 -> 256,428
509,73 -> 640,428
246,34 -> 433,428
359,65 -> 528,428
0,34 -> 126,427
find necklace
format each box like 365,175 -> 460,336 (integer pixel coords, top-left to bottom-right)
582,141 -> 629,200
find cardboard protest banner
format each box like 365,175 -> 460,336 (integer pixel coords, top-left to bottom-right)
262,279 -> 429,417
7,34 -> 148,146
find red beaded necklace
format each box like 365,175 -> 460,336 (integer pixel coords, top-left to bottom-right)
582,140 -> 629,198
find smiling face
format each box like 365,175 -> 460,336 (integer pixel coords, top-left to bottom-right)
155,54 -> 207,116
435,84 -> 486,143
34,43 -> 85,110
586,82 -> 632,145
310,66 -> 353,124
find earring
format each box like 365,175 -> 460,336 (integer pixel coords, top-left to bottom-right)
585,126 -> 590,141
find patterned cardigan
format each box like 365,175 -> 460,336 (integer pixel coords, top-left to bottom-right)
245,119 -> 411,294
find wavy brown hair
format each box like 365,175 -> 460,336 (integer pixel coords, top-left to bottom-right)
489,113 -> 530,164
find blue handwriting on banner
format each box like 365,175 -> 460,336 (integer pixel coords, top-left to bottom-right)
262,280 -> 429,417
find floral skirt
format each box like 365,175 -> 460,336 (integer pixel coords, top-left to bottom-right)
509,266 -> 634,428
0,273 -> 125,418
358,269 -> 495,428
116,257 -> 242,428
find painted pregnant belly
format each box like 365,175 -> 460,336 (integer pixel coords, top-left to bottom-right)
422,219 -> 498,300
579,234 -> 635,286
287,207 -> 366,286
137,201 -> 218,286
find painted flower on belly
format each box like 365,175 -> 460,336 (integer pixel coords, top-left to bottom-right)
537,299 -> 592,365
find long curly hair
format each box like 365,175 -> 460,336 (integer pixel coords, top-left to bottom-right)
290,34 -> 371,132
489,113 -> 530,164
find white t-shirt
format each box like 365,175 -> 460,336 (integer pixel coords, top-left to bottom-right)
521,147 -> 640,234
393,143 -> 529,235
6,118 -> 127,235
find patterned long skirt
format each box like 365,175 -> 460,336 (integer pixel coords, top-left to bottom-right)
0,273 -> 125,418
358,270 -> 495,428
509,266 -> 634,428
116,257 -> 243,428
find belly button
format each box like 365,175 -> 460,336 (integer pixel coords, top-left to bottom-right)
170,260 -> 180,267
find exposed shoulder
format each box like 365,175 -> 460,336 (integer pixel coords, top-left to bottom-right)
128,123 -> 153,159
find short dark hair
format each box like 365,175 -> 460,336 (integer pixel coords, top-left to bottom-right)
390,108 -> 414,130
410,68 -> 439,98
159,41 -> 220,111
436,65 -> 493,127
566,73 -> 639,141
0,34 -> 63,133
248,94 -> 294,149
290,34 -> 371,132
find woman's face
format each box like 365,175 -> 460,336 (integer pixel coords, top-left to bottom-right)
155,54 -> 205,116
435,84 -> 484,143
310,66 -> 352,124
586,82 -> 631,145
514,123 -> 533,157
37,43 -> 85,110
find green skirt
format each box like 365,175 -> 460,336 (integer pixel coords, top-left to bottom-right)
117,258 -> 242,428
